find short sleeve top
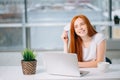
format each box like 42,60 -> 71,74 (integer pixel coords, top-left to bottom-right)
83,33 -> 106,61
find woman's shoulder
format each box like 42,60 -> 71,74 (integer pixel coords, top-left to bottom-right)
92,32 -> 106,43
94,32 -> 105,38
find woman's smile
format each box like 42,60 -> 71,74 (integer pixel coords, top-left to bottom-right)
74,18 -> 88,37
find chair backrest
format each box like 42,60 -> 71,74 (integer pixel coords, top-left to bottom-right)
106,57 -> 112,64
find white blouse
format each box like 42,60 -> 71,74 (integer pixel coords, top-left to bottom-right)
83,33 -> 106,61
64,24 -> 106,61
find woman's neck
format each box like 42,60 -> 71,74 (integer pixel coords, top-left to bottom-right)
81,36 -> 92,48
81,36 -> 91,42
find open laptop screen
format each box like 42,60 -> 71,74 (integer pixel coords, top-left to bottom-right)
42,53 -> 81,77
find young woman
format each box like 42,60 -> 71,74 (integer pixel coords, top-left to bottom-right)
61,14 -> 106,68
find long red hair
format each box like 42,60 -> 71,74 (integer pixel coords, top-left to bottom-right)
69,14 -> 97,61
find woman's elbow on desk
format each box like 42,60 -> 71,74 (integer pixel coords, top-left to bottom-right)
78,60 -> 103,68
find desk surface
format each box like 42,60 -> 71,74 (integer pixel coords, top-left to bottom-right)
0,64 -> 120,80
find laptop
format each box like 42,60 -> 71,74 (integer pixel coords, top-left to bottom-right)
42,53 -> 89,77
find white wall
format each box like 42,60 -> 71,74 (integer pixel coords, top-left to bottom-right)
107,39 -> 120,50
0,52 -> 24,66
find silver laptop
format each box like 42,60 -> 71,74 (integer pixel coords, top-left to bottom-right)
42,53 -> 89,77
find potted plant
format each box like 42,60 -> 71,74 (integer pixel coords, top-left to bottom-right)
114,15 -> 119,24
21,48 -> 37,75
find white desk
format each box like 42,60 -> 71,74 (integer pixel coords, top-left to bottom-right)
0,64 -> 120,80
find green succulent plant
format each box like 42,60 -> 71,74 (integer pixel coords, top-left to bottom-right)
22,49 -> 36,61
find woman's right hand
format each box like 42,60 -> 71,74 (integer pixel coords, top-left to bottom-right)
61,31 -> 69,44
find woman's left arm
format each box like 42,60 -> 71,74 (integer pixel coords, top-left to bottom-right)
78,40 -> 106,68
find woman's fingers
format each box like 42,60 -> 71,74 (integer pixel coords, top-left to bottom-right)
61,31 -> 69,43
61,31 -> 68,39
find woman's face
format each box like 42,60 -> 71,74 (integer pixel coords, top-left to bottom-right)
74,18 -> 88,37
